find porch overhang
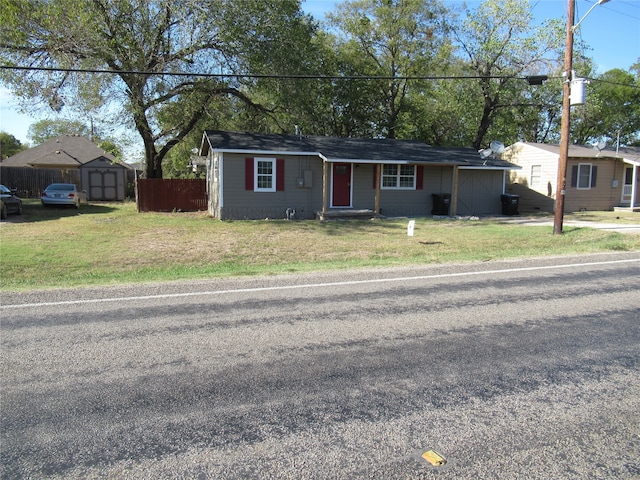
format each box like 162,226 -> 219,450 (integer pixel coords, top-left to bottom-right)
458,165 -> 521,171
622,158 -> 640,167
320,158 -> 520,170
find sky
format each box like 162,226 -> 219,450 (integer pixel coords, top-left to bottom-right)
1,0 -> 639,150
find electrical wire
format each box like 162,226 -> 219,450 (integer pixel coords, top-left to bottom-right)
1,64 -> 637,88
0,64 -> 546,82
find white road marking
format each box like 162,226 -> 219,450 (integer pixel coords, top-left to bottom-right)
2,258 -> 638,309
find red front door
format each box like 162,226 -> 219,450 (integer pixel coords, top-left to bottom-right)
332,163 -> 352,207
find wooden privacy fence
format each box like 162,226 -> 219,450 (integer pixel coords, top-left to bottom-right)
0,167 -> 81,198
136,178 -> 207,212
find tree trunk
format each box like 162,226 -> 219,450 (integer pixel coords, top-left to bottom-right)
131,102 -> 163,178
472,84 -> 499,150
139,129 -> 161,178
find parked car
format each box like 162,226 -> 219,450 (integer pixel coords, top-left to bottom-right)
41,183 -> 81,208
0,184 -> 23,219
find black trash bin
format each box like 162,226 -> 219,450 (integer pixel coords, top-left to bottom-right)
431,193 -> 451,215
500,194 -> 520,215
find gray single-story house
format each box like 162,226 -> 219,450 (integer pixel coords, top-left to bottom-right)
200,130 -> 520,220
503,142 -> 640,212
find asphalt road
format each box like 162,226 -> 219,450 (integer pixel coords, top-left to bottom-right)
1,252 -> 639,479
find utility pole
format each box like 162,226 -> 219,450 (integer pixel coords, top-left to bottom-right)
553,0 -> 575,235
554,0 -> 610,234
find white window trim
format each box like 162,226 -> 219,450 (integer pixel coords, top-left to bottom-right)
381,164 -> 417,190
530,164 -> 542,189
254,157 -> 276,192
577,163 -> 592,190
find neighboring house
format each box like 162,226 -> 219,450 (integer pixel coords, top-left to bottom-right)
200,130 -> 520,220
0,135 -> 132,201
502,142 -> 640,213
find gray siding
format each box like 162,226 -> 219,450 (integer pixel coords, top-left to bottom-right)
350,164 -> 375,209
377,166 -> 454,217
218,153 -> 324,220
351,164 -> 455,216
456,170 -> 504,215
208,154 -> 504,219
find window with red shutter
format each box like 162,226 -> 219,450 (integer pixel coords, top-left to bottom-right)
245,158 -> 254,190
246,157 -> 283,192
276,159 -> 285,191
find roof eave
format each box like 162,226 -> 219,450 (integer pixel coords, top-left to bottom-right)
212,148 -> 321,158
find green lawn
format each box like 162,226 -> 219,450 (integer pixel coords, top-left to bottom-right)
1,200 -> 639,290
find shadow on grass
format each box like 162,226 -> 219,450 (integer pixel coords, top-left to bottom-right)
8,200 -> 119,223
262,218 -> 405,236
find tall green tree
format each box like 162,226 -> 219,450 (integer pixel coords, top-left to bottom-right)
571,68 -> 640,146
0,0 -> 315,178
27,119 -> 93,145
450,0 -> 563,149
401,58 -> 479,146
326,0 -> 450,139
0,132 -> 25,158
218,18 -> 332,136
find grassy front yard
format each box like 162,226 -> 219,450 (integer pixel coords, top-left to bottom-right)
1,200 -> 639,290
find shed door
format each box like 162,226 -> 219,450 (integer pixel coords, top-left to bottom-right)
331,163 -> 352,207
89,171 -> 118,200
457,170 -> 503,215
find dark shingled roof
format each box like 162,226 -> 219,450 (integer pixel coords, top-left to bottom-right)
203,130 -> 519,169
0,135 -> 122,168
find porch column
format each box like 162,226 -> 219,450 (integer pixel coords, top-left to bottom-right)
322,159 -> 329,214
450,165 -> 459,216
374,164 -> 381,215
631,164 -> 638,210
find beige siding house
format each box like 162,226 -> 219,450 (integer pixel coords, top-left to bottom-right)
201,131 -> 520,220
503,142 -> 640,213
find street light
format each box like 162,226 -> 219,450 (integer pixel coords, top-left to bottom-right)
554,0 -> 610,235
573,0 -> 611,30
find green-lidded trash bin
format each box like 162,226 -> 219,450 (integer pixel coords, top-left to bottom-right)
500,194 -> 520,215
431,193 -> 451,215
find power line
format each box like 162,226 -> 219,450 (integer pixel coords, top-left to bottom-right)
3,64 -> 636,89
0,64 -> 542,82
583,0 -> 640,22
589,77 -> 640,89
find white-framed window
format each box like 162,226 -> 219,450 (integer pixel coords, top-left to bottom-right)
577,163 -> 593,190
530,165 -> 542,189
255,157 -> 276,192
381,164 -> 416,189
